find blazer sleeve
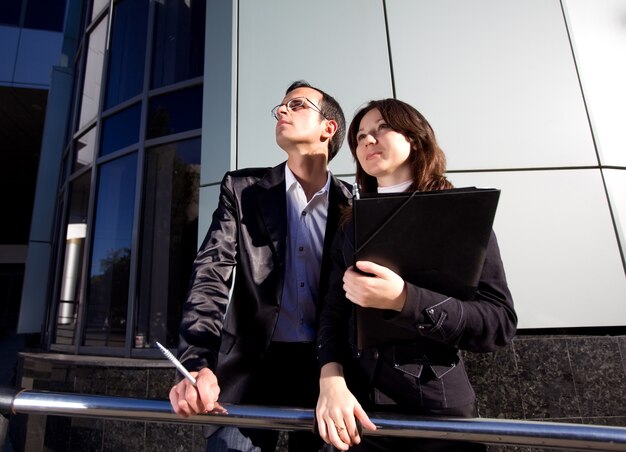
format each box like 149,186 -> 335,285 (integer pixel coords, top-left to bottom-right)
317,227 -> 354,368
391,231 -> 517,352
177,172 -> 239,372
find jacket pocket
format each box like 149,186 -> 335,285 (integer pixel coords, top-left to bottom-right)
375,359 -> 472,409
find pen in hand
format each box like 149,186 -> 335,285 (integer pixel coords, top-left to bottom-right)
155,341 -> 227,415
156,341 -> 197,386
155,341 -> 196,387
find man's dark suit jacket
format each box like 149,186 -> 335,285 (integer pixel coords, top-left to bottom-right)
178,162 -> 352,404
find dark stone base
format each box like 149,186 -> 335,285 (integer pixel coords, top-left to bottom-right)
4,335 -> 626,451
465,335 -> 626,423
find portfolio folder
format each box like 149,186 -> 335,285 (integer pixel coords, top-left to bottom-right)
353,187 -> 500,349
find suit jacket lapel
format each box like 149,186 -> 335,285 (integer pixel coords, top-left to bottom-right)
317,176 -> 352,316
256,163 -> 287,265
256,165 -> 351,316
325,175 -> 352,253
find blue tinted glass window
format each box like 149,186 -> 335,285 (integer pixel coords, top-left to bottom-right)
78,19 -> 107,129
100,103 -> 141,156
151,0 -> 205,88
105,0 -> 148,108
84,153 -> 137,347
24,0 -> 66,32
74,127 -> 96,172
55,170 -> 91,345
137,138 -> 200,347
147,85 -> 202,139
91,0 -> 108,21
0,0 -> 23,26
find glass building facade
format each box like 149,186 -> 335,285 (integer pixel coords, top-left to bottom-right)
50,0 -> 205,356
0,0 -> 66,31
0,0 -> 66,340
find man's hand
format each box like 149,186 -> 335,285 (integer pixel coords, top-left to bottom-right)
169,368 -> 223,417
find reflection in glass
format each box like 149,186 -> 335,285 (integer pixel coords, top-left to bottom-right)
84,153 -> 137,347
137,138 -> 200,347
78,18 -> 107,129
55,171 -> 91,345
100,103 -> 141,156
24,0 -> 66,32
0,0 -> 23,26
147,85 -> 203,139
74,127 -> 96,171
151,0 -> 206,89
92,0 -> 109,21
105,0 -> 149,109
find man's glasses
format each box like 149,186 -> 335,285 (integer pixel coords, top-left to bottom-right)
271,97 -> 327,120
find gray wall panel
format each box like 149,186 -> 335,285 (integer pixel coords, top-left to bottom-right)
450,169 -> 626,329
564,0 -> 626,167
207,0 -> 626,329
237,0 -> 392,174
201,0 -> 237,186
604,168 -> 626,266
386,0 -> 595,170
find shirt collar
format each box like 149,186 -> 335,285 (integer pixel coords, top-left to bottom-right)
285,164 -> 331,196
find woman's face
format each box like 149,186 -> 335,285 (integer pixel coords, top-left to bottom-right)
355,108 -> 412,187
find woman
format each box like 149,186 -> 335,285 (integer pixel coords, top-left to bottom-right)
315,99 -> 517,451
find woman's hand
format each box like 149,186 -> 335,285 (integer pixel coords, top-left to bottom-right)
316,363 -> 376,450
343,261 -> 407,311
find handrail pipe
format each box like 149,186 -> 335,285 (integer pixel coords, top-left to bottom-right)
2,387 -> 626,450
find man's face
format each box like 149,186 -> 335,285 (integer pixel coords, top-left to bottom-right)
274,87 -> 328,154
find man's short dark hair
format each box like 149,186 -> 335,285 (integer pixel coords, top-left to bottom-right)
285,80 -> 345,161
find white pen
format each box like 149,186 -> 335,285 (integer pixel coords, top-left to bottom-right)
156,341 -> 197,387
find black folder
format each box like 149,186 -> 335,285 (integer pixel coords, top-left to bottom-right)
353,187 -> 500,349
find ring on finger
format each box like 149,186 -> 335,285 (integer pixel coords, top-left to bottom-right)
335,424 -> 345,434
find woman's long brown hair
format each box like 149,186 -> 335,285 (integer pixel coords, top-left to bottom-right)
347,99 -> 453,194
341,99 -> 453,227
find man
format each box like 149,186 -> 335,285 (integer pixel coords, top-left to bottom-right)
169,80 -> 351,451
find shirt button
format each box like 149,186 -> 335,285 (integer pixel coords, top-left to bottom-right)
298,246 -> 304,252
301,211 -> 307,216
428,309 -> 435,315
299,282 -> 304,287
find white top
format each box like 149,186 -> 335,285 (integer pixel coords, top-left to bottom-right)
377,179 -> 413,193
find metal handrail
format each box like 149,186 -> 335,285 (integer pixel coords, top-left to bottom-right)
2,388 -> 626,450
